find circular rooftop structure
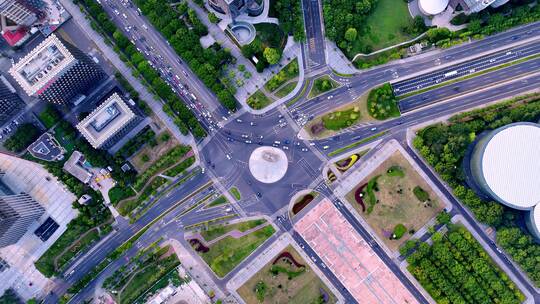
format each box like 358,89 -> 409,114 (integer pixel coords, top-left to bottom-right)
249,147 -> 288,183
527,205 -> 540,240
471,122 -> 540,210
418,0 -> 449,15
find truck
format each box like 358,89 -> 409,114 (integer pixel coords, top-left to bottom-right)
443,70 -> 458,78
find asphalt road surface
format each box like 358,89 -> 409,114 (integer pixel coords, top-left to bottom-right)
392,41 -> 540,95
398,56 -> 540,112
301,0 -> 326,68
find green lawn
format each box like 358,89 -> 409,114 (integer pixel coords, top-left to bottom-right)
200,225 -> 275,277
207,195 -> 228,208
247,90 -> 273,110
321,106 -> 361,131
353,0 -> 414,52
229,187 -> 241,200
200,219 -> 267,242
308,75 -> 340,98
56,230 -> 100,269
274,81 -> 297,98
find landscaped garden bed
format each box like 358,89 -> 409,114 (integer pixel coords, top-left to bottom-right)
237,246 -> 336,304
305,89 -> 374,138
308,75 -> 340,98
192,224 -> 275,277
292,193 -> 317,215
334,149 -> 368,172
367,83 -> 400,120
345,151 -> 443,250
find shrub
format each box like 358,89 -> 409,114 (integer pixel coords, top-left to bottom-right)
413,186 -> 430,202
392,224 -> 407,239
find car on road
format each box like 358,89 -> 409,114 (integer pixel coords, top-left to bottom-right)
236,119 -> 243,123
250,122 -> 256,126
282,146 -> 289,150
370,127 -> 377,131
226,154 -> 231,160
227,137 -> 234,142
241,134 -> 249,138
323,145 -> 329,150
301,148 -> 308,152
245,140 -> 252,144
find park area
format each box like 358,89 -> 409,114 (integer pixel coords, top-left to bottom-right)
237,246 -> 336,304
345,151 -> 444,250
352,0 -> 415,53
188,219 -> 275,277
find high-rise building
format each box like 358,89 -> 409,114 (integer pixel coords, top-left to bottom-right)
0,0 -> 44,28
9,34 -> 106,105
0,75 -> 25,125
0,192 -> 44,248
77,92 -> 143,149
449,0 -> 510,13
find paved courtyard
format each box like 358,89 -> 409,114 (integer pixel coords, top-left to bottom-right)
294,198 -> 418,304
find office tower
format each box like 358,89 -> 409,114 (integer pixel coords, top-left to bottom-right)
0,76 -> 25,125
0,0 -> 44,28
77,92 -> 143,149
0,192 -> 44,248
9,34 -> 106,105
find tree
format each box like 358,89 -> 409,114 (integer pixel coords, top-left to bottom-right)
344,27 -> 358,42
263,47 -> 281,65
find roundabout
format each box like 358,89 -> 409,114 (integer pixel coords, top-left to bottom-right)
248,146 -> 289,183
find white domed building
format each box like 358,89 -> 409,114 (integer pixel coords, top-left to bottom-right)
469,122 -> 540,240
418,0 -> 449,15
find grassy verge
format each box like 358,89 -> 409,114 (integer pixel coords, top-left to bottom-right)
367,83 -> 401,120
328,131 -> 388,157
207,195 -> 228,208
264,59 -> 299,92
274,82 -> 297,98
308,75 -> 340,98
397,53 -> 540,99
198,225 -> 276,277
286,80 -> 308,107
247,90 -> 273,110
200,219 -> 267,242
229,187 -> 241,200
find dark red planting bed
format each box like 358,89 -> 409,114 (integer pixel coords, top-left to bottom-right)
272,251 -> 305,268
292,194 -> 315,214
188,238 -> 209,253
354,183 -> 367,212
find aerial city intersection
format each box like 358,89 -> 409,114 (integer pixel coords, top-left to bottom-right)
0,0 -> 538,303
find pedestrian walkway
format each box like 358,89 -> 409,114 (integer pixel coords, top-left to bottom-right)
326,41 -> 359,75
59,0 -> 194,147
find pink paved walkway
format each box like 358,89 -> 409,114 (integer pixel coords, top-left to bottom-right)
295,199 -> 418,304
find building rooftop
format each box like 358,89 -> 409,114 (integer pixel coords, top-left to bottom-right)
76,93 -> 136,149
419,0 -> 449,15
62,151 -> 92,184
480,122 -> 540,209
9,34 -> 74,96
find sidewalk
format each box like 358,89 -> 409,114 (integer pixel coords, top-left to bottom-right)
60,0 -> 194,147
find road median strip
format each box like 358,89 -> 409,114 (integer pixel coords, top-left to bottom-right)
327,131 -> 388,157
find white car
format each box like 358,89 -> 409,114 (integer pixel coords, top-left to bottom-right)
323,145 -> 329,150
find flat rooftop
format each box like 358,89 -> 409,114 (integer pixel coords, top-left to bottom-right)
294,199 -> 418,304
77,92 -> 135,148
9,34 -> 74,96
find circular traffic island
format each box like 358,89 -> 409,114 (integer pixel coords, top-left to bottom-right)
249,146 -> 288,184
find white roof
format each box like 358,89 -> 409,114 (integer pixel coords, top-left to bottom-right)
532,205 -> 540,236
481,123 -> 540,209
249,147 -> 288,183
419,0 -> 449,15
76,93 -> 135,148
9,34 -> 75,96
